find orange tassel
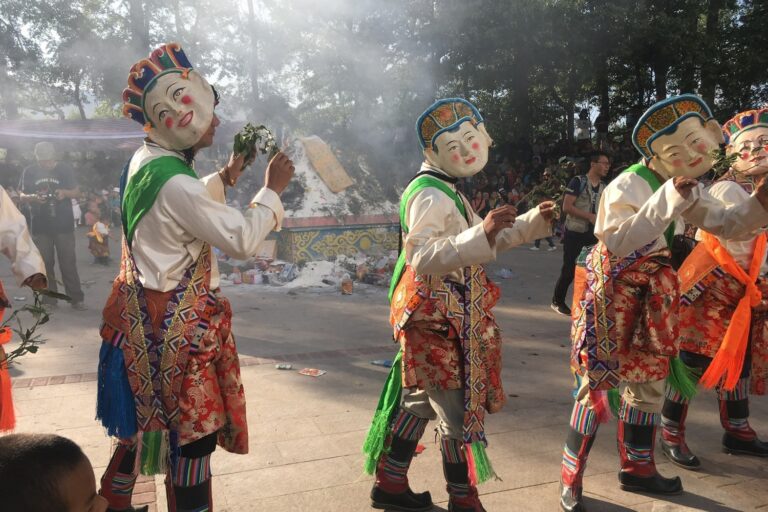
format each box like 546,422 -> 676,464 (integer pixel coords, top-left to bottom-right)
0,354 -> 14,432
0,327 -> 14,431
698,232 -> 766,391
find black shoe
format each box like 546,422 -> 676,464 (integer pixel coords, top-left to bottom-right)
559,481 -> 585,512
370,485 -> 433,511
722,433 -> 768,457
551,301 -> 571,316
107,506 -> 149,512
618,470 -> 683,495
661,440 -> 701,470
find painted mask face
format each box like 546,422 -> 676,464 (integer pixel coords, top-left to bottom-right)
728,126 -> 768,176
648,117 -> 724,178
425,121 -> 492,178
143,69 -> 215,150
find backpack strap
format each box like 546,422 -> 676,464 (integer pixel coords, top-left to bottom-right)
388,174 -> 469,301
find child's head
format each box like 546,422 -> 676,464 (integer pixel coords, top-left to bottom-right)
0,433 -> 108,512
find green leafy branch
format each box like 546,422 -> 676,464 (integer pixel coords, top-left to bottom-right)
709,145 -> 763,183
233,123 -> 280,168
0,290 -> 63,369
515,160 -> 575,213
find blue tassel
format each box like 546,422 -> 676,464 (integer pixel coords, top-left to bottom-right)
96,343 -> 137,438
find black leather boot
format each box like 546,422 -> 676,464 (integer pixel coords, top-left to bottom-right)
660,396 -> 700,470
723,433 -> 768,457
441,438 -> 485,512
371,435 -> 433,511
720,397 -> 768,457
560,427 -> 596,512
618,419 -> 682,495
559,480 -> 586,512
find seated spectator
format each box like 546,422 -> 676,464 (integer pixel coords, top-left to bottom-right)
471,190 -> 486,216
488,190 -> 502,210
0,433 -> 108,512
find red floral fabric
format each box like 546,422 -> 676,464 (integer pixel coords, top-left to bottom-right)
679,270 -> 768,396
176,296 -> 248,453
391,266 -> 506,414
571,257 -> 678,384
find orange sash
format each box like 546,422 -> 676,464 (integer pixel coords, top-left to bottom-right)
0,281 -> 14,431
698,231 -> 767,390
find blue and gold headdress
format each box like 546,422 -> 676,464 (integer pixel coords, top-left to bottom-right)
416,98 -> 484,151
632,94 -> 713,158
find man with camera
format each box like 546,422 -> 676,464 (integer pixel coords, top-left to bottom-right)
19,142 -> 85,310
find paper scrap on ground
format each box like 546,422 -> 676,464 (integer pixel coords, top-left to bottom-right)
299,368 -> 327,377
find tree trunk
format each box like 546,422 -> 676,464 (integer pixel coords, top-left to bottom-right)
700,0 -> 723,106
129,0 -> 150,54
679,10 -> 698,93
515,53 -> 532,138
0,66 -> 19,119
652,60 -> 667,100
74,74 -> 87,120
634,62 -> 646,106
247,0 -> 259,114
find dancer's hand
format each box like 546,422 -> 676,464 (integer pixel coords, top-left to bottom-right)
483,205 -> 517,244
538,201 -> 557,222
673,176 -> 698,200
23,273 -> 47,291
265,151 -> 295,195
220,152 -> 256,187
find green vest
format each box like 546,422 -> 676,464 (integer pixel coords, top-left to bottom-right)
388,175 -> 468,301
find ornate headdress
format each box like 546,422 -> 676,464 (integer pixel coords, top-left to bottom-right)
722,108 -> 768,143
416,98 -> 484,150
632,94 -> 713,158
123,43 -> 194,126
122,43 -> 216,151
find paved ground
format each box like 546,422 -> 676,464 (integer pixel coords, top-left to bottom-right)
3,230 -> 767,511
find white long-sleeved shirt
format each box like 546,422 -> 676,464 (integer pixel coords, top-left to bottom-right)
404,164 -> 552,283
0,186 -> 45,285
595,170 -> 768,258
694,181 -> 768,272
128,144 -> 284,292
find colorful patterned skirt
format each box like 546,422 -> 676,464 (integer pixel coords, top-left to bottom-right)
98,288 -> 248,453
571,247 -> 679,387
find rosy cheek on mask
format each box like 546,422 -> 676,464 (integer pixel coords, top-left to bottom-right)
181,95 -> 192,105
451,153 -> 461,162
671,159 -> 684,169
472,142 -> 479,150
696,143 -> 707,153
165,118 -> 174,129
741,151 -> 750,160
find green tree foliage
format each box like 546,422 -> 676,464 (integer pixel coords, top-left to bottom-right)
2,0 -> 768,190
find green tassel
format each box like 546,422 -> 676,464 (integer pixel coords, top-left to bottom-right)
607,388 -> 621,417
667,356 -> 700,400
469,442 -> 499,484
139,430 -> 169,476
362,350 -> 403,474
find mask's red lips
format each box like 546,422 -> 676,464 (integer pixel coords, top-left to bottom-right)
688,156 -> 703,167
178,111 -> 194,128
464,156 -> 477,165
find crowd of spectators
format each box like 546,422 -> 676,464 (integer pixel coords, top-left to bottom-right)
456,133 -> 638,218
